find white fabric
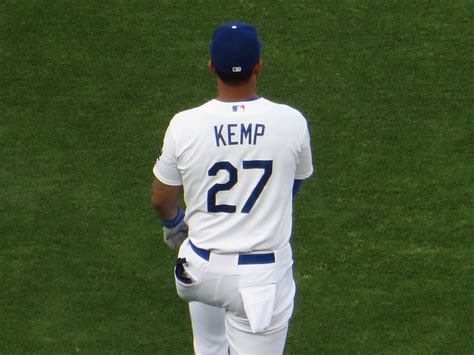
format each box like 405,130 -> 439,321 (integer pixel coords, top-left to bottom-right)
189,302 -> 228,355
189,302 -> 289,355
175,239 -> 295,355
154,97 -> 313,253
239,284 -> 276,333
226,318 -> 289,355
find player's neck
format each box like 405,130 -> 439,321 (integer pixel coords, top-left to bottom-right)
216,77 -> 258,102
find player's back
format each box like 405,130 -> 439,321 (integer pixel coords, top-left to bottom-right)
155,97 -> 312,253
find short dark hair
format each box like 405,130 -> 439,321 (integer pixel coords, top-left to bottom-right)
215,68 -> 254,86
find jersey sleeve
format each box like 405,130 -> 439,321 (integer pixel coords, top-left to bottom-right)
153,123 -> 183,186
295,122 -> 314,180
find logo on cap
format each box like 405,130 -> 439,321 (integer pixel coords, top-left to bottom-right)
232,67 -> 242,72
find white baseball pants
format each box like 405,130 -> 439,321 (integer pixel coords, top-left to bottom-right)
174,239 -> 295,355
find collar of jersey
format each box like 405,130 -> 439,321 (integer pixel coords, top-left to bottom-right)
214,96 -> 261,103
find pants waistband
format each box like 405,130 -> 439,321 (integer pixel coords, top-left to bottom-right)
189,241 -> 275,265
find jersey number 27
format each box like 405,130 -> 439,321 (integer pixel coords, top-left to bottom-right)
207,160 -> 273,214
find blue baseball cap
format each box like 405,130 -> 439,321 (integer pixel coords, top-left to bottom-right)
210,22 -> 262,75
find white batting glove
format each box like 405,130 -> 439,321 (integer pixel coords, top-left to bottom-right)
162,209 -> 188,249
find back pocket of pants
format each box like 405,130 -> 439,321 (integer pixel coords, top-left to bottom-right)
239,284 -> 276,333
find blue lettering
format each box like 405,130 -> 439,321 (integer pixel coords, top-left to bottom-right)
214,123 -> 265,147
254,124 -> 265,144
240,123 -> 252,144
214,125 -> 226,147
228,124 -> 238,145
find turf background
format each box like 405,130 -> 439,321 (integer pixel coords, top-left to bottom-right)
1,0 -> 473,353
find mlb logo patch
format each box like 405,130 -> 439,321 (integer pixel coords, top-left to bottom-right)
232,105 -> 245,112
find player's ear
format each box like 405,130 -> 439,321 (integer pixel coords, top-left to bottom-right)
208,60 -> 217,75
254,59 -> 263,75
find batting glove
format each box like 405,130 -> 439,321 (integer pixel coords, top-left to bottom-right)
162,209 -> 188,250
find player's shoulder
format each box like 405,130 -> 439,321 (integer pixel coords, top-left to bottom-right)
171,102 -> 209,120
262,98 -> 308,123
168,100 -> 212,127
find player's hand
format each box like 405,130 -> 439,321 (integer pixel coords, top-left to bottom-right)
163,219 -> 188,249
161,208 -> 188,249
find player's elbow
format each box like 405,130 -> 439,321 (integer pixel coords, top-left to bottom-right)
151,190 -> 176,220
151,178 -> 181,212
151,188 -> 173,211
151,194 -> 163,210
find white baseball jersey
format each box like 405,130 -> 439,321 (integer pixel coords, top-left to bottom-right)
154,97 -> 313,253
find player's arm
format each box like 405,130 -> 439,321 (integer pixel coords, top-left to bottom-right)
151,177 -> 182,221
151,178 -> 187,249
293,119 -> 313,198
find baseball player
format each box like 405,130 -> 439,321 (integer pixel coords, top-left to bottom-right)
151,22 -> 313,354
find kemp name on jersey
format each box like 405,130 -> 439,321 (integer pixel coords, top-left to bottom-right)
214,123 -> 265,147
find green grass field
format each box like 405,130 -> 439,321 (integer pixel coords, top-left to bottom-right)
1,0 -> 473,353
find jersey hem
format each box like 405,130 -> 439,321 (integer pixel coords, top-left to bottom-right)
295,167 -> 313,180
153,169 -> 183,186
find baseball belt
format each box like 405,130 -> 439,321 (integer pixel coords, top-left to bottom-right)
189,240 -> 275,265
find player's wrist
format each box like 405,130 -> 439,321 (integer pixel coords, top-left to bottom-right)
161,208 -> 185,228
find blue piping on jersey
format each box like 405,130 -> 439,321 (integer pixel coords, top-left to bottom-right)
293,179 -> 303,198
215,96 -> 261,103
